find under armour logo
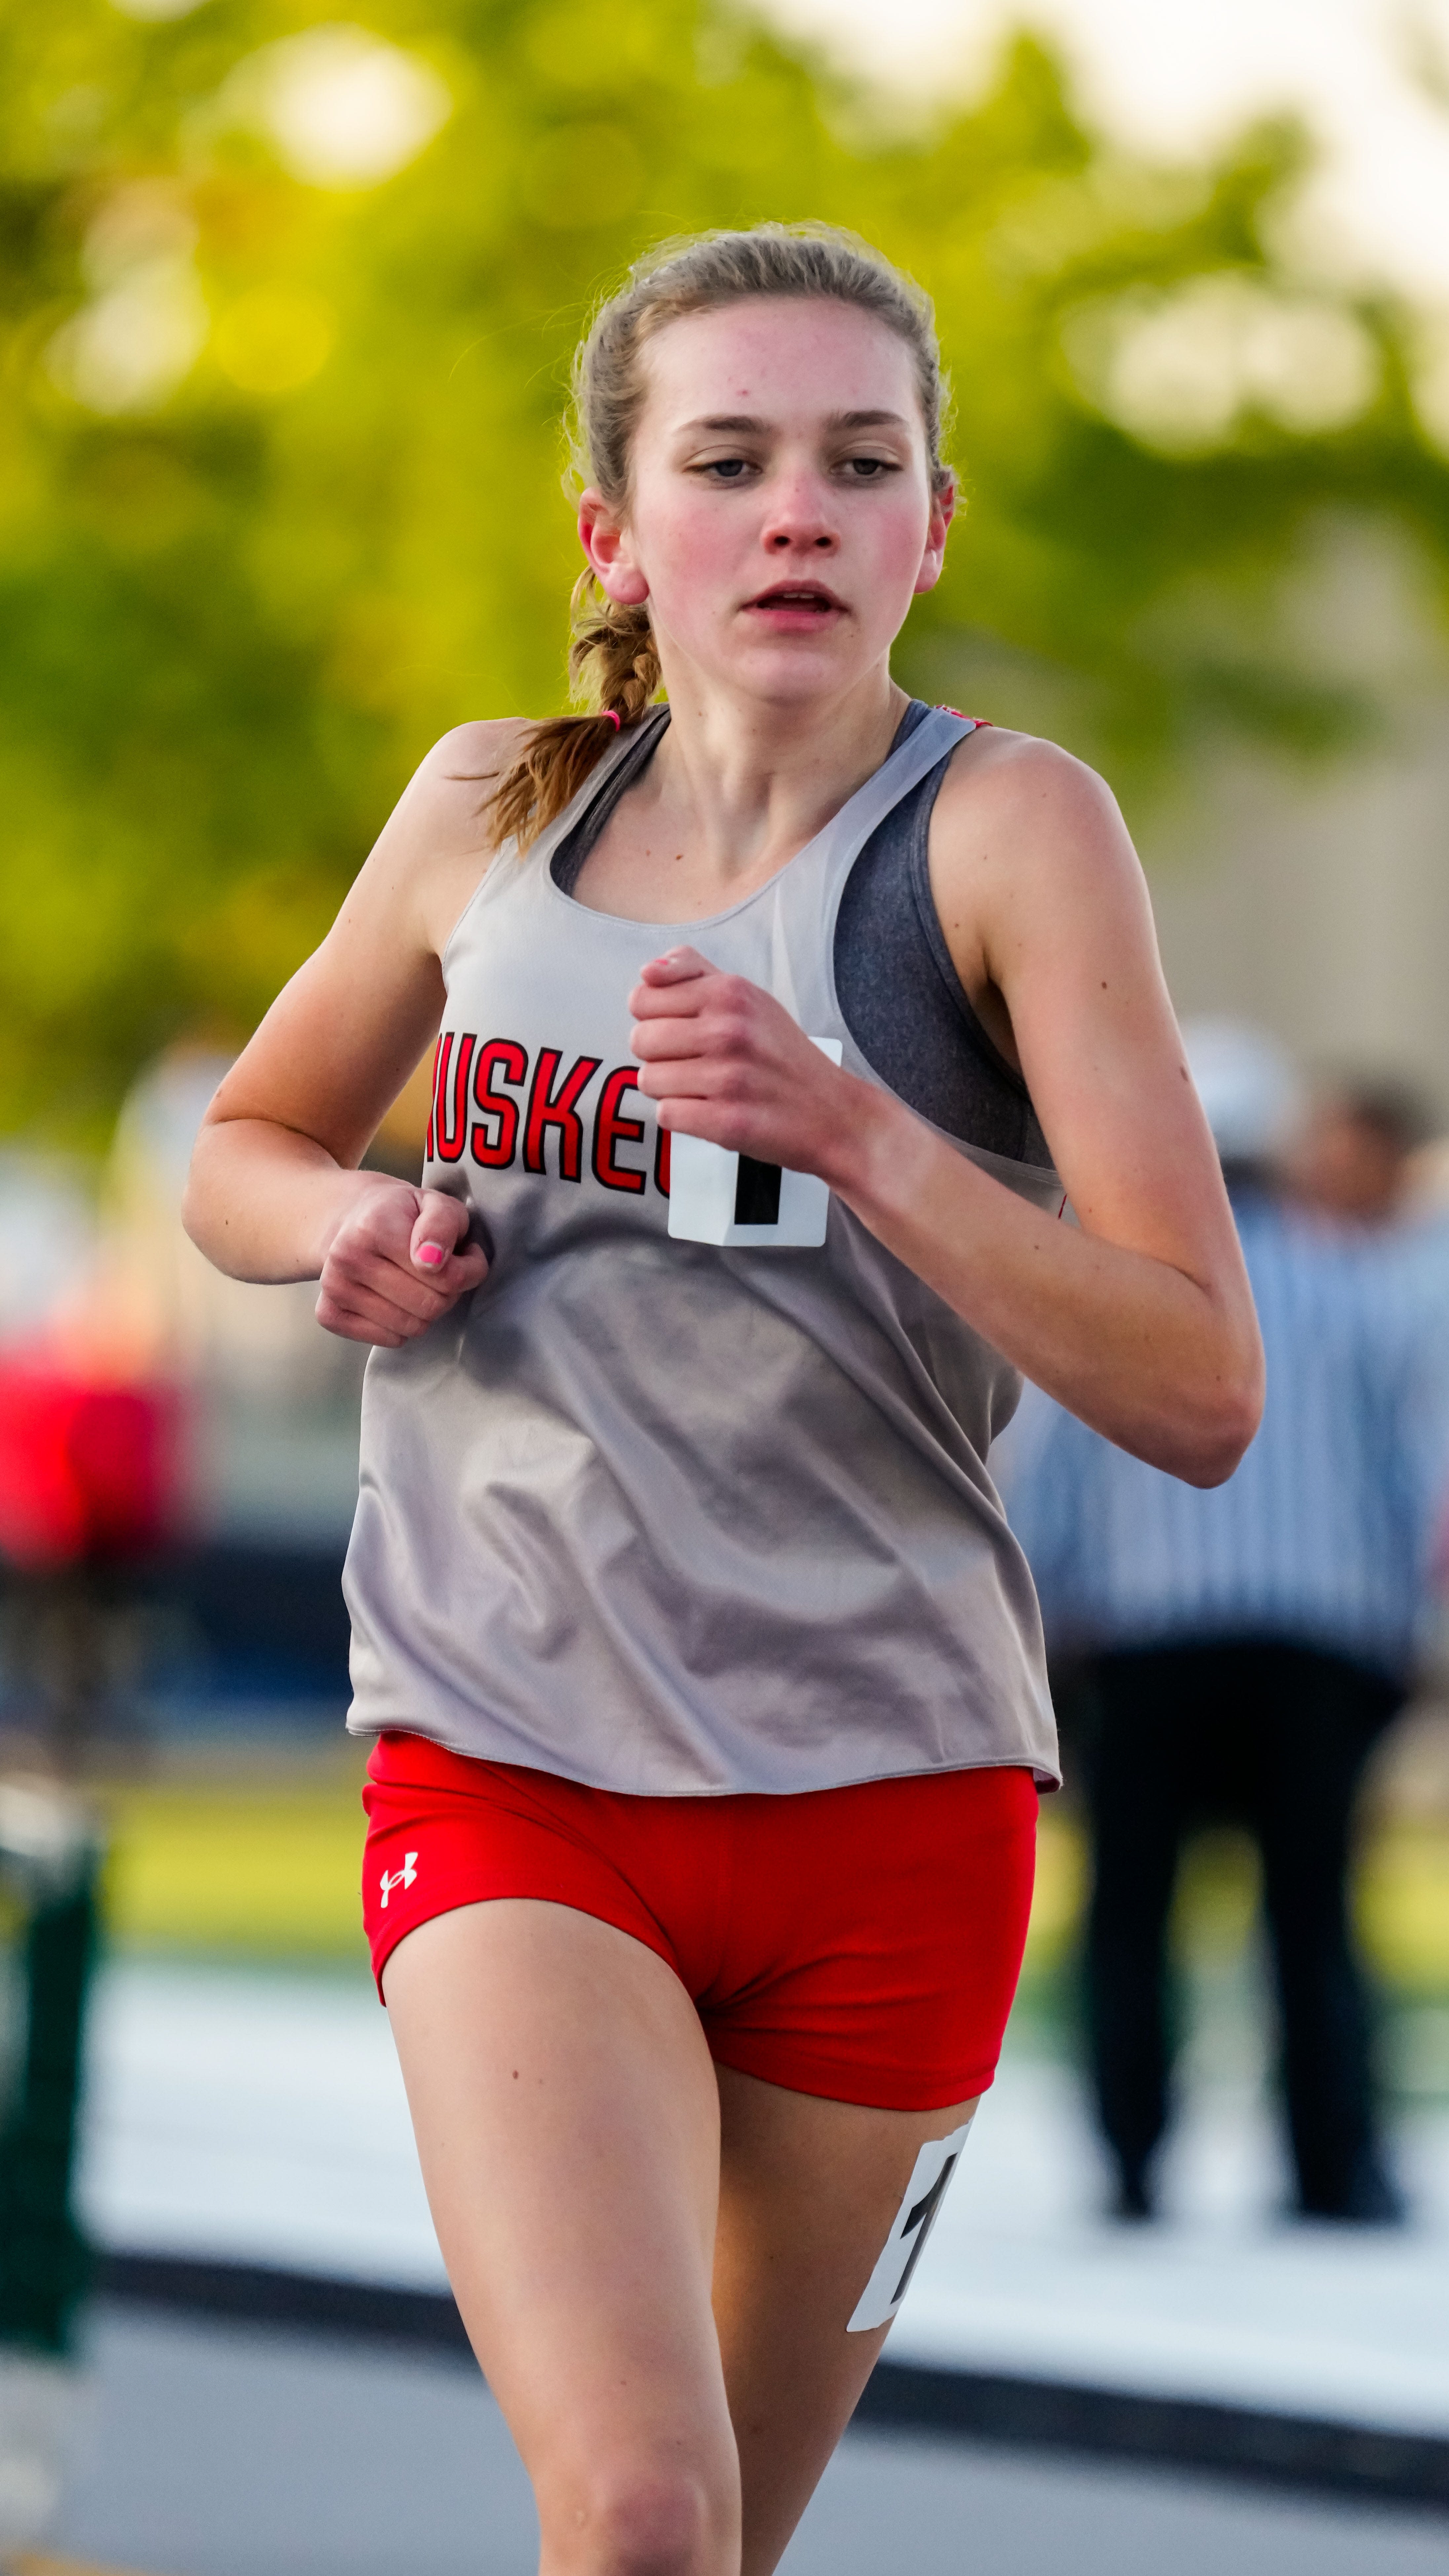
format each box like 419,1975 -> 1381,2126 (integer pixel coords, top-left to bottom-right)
379,1852 -> 418,1908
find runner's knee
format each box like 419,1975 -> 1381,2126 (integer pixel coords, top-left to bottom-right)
543,2456 -> 727,2575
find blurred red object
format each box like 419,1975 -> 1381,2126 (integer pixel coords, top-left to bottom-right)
0,1356 -> 184,1569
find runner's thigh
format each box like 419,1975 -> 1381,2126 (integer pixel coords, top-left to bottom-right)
384,1898 -> 741,2573
713,2066 -> 978,2576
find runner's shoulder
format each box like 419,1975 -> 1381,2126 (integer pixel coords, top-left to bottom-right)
940,723 -> 1121,827
934,724 -> 1138,893
344,720 -> 539,961
402,717 -> 537,859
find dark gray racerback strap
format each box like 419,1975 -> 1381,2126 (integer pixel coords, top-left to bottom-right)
835,741 -> 1054,1169
550,708 -> 672,897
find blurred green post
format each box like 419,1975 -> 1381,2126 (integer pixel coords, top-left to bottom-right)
0,1784 -> 103,2557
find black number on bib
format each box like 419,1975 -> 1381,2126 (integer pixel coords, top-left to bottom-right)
889,2152 -> 958,2308
733,1157 -> 782,1226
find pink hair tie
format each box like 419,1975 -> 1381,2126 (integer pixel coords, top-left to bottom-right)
602,708 -> 621,732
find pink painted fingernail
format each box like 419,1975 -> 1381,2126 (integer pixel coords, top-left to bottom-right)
416,1243 -> 445,1269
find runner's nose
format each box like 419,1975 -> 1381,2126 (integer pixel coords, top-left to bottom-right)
760,474 -> 838,554
763,523 -> 836,551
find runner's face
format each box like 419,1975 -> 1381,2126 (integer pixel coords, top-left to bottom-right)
583,299 -> 951,708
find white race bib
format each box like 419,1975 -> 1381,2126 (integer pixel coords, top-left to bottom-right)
847,2116 -> 974,2333
667,1038 -> 842,1249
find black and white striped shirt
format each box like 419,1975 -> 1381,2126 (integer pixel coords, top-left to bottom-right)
1005,1194 -> 1449,1681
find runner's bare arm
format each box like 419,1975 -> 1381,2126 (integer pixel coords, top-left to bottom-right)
628,737 -> 1262,1487
182,721 -> 528,1339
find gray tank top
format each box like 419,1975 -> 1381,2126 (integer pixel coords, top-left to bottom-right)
344,705 -> 1061,1793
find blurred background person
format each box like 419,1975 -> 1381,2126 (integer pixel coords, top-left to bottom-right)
1284,1074 -> 1438,1229
1010,1021 -> 1449,2226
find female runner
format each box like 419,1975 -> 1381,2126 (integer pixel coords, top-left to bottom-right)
184,225 -> 1261,2574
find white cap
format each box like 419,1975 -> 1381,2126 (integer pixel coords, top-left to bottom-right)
1181,1017 -> 1301,1163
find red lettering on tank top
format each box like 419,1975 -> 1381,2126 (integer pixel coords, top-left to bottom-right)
471,1038 -> 528,1169
653,1126 -> 671,1199
433,1032 -> 476,1164
523,1050 -> 601,1181
424,1035 -> 440,1163
591,1066 -> 648,1194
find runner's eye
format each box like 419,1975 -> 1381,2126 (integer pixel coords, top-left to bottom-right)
697,458 -> 754,481
841,456 -> 899,479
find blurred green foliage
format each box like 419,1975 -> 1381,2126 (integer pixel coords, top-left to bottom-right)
4,0 -> 1449,1142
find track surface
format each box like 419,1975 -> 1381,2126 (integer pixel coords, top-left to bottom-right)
44,2307 -> 1449,2576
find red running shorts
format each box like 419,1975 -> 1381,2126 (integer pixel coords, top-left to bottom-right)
361,1731 -> 1038,2113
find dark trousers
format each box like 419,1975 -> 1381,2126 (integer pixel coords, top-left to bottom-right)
1079,1639 -> 1401,2216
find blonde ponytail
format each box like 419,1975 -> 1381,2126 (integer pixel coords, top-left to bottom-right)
487,574 -> 663,851
488,221 -> 952,853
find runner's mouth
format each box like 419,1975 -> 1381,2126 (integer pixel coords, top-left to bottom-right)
745,584 -> 845,616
